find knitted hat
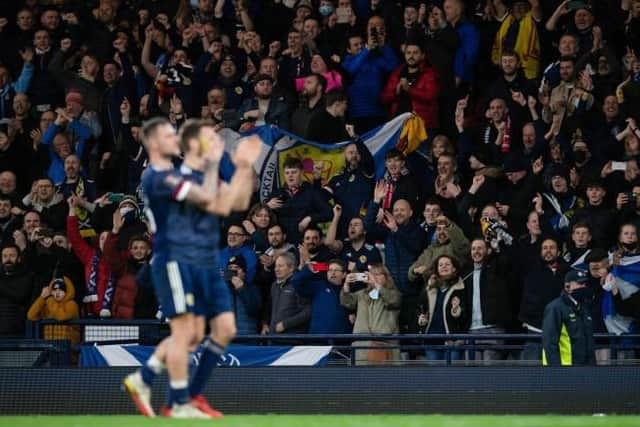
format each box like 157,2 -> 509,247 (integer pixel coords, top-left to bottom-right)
119,195 -> 139,212
51,278 -> 67,292
65,89 -> 84,107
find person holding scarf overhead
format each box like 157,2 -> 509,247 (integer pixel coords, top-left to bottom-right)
66,195 -> 115,317
492,0 -> 542,80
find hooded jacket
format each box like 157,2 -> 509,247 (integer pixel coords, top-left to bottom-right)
27,276 -> 80,344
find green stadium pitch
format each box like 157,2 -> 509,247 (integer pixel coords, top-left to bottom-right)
2,415 -> 640,427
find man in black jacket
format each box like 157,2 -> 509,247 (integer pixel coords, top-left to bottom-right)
519,237 -> 569,360
463,238 -> 512,360
266,157 -> 332,243
264,252 -> 310,335
542,269 -> 596,366
0,244 -> 35,337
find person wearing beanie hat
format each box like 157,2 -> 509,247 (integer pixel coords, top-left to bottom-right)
541,267 -> 595,366
224,253 -> 262,336
540,162 -> 585,240
27,276 -> 80,344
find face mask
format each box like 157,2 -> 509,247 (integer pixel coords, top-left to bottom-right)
120,207 -> 134,216
574,151 -> 587,163
319,5 -> 335,16
369,288 -> 380,300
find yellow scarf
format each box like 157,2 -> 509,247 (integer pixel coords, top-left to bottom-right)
492,12 -> 540,80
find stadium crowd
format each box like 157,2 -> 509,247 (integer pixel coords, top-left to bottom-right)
0,0 -> 639,363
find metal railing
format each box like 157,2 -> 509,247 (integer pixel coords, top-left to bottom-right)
18,319 -> 640,366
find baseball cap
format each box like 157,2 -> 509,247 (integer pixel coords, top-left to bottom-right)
565,269 -> 589,284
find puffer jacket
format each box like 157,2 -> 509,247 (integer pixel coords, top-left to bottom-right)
27,277 -> 80,345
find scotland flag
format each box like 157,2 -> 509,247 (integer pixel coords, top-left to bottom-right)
80,344 -> 332,367
218,112 -> 421,202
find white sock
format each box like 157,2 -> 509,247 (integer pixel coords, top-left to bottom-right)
170,380 -> 188,389
146,354 -> 166,374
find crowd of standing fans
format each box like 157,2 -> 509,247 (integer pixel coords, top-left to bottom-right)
0,0 -> 639,364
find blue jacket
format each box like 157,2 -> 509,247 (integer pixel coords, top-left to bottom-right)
291,265 -> 351,334
230,280 -> 261,335
453,19 -> 479,84
218,245 -> 258,284
41,121 -> 92,185
364,201 -> 427,296
342,46 -> 398,119
0,62 -> 33,119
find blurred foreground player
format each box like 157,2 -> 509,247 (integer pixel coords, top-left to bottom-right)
122,117 -> 260,418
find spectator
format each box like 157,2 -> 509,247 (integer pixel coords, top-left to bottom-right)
40,108 -> 92,185
463,238 -> 512,361
27,276 -> 80,345
0,49 -> 34,120
225,254 -> 262,335
306,89 -> 350,143
266,157 -> 333,243
242,203 -> 277,254
21,177 -> 68,231
342,18 -> 399,134
520,237 -> 569,358
291,259 -> 351,334
0,196 -> 20,245
542,269 -> 596,366
341,263 -> 401,365
297,225 -> 335,269
379,148 -> 423,214
325,140 -> 374,237
381,42 -> 440,130
219,223 -> 258,285
291,73 -> 326,137
263,252 -> 311,334
417,254 -> 469,361
443,0 -> 479,88
103,209 -> 154,320
325,205 -> 382,273
66,196 -> 114,317
237,74 -> 290,131
365,182 -> 427,333
491,0 -> 542,80
0,244 -> 34,337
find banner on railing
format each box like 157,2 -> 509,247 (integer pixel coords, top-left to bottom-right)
80,344 -> 332,367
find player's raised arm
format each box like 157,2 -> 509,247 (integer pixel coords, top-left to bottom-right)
205,135 -> 261,215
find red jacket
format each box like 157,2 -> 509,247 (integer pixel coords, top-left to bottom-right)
103,232 -> 137,319
381,62 -> 440,129
67,216 -> 112,316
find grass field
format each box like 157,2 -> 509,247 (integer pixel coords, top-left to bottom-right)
2,415 -> 640,427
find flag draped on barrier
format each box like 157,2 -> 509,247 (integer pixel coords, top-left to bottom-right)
603,253 -> 640,334
80,344 -> 332,367
218,112 -> 418,202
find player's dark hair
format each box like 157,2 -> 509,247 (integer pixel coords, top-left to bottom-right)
178,118 -> 215,153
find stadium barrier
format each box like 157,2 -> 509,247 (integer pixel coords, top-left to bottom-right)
9,319 -> 639,367
1,366 -> 639,415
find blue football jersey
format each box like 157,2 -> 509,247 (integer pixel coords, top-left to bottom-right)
141,165 -> 219,264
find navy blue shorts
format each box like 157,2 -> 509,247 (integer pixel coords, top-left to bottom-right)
151,258 -> 232,319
